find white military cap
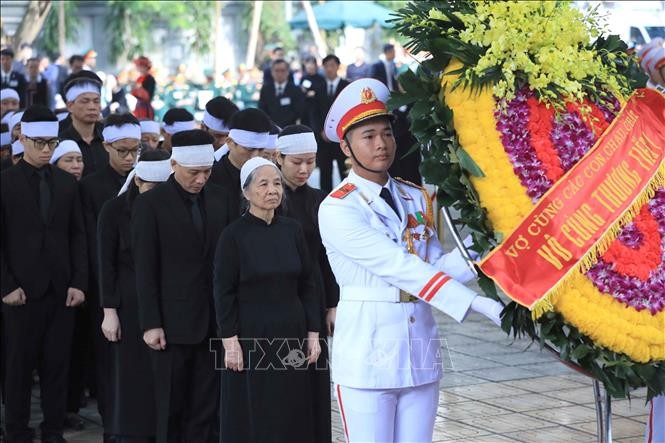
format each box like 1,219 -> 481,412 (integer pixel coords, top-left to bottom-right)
324,78 -> 392,143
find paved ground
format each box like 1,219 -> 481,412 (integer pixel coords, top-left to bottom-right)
3,229 -> 651,442
7,307 -> 650,443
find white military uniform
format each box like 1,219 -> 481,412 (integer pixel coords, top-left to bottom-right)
319,78 -> 484,443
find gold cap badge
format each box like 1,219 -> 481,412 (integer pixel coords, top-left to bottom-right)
360,87 -> 377,104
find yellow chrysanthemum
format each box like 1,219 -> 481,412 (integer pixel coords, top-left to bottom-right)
442,60 -> 665,362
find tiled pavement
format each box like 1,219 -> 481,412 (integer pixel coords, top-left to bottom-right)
8,307 -> 651,443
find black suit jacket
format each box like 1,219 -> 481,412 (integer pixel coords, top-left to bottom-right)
300,73 -> 326,132
258,82 -> 304,128
1,161 -> 87,299
316,78 -> 350,133
24,78 -> 49,107
0,71 -> 27,107
80,165 -> 126,288
370,60 -> 397,91
132,177 -> 231,344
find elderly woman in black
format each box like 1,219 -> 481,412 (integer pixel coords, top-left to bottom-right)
98,149 -> 172,442
214,157 -> 321,443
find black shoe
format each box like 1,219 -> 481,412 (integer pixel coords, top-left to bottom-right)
63,413 -> 85,431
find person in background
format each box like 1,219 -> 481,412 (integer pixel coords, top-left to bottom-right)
98,149 -> 172,443
133,130 -> 231,443
258,59 -> 304,128
202,96 -> 238,152
316,55 -> 350,194
131,56 -> 156,120
346,47 -> 370,81
214,157 -> 321,443
69,55 -> 84,75
83,50 -> 97,71
371,43 -> 398,92
10,139 -> 24,165
59,70 -> 107,176
160,108 -> 196,152
1,48 -> 27,106
139,120 -> 161,150
262,46 -> 294,85
1,105 -> 87,443
208,107 -> 272,219
24,57 -> 49,108
300,56 -> 326,132
1,88 -> 20,118
12,43 -> 32,74
50,139 -> 84,180
259,123 -> 280,162
276,125 -> 339,442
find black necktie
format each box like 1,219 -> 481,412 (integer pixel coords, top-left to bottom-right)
276,85 -> 283,97
379,187 -> 400,219
188,195 -> 203,236
37,169 -> 51,222
328,82 -> 334,97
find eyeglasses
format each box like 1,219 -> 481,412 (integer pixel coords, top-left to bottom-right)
25,136 -> 60,151
110,143 -> 140,159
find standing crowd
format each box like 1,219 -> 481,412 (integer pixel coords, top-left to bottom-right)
3,36 -> 661,443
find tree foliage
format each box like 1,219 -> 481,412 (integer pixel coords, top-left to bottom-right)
36,1 -> 80,57
106,1 -> 215,62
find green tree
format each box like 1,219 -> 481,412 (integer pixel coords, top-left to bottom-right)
36,1 -> 81,57
106,1 -> 214,63
239,1 -> 295,66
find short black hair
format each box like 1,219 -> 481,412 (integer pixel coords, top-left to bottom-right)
1,48 -> 15,58
383,43 -> 395,53
171,129 -> 214,147
205,96 -> 239,121
21,105 -> 57,123
69,54 -> 84,65
229,108 -> 272,133
279,124 -> 313,137
273,47 -> 284,54
303,56 -> 317,65
104,112 -> 139,129
139,149 -> 170,162
271,58 -> 289,69
162,108 -> 194,125
26,57 -> 40,64
322,54 -> 341,66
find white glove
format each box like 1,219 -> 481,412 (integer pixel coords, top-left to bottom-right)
463,235 -> 480,260
470,296 -> 503,327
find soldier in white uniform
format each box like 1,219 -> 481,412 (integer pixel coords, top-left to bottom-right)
318,78 -> 504,442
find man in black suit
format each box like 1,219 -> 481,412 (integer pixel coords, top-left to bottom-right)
1,105 -> 87,443
79,113 -> 139,427
59,71 -> 107,176
258,59 -> 304,128
1,48 -> 26,107
133,129 -> 231,443
316,54 -> 350,193
24,58 -> 49,108
261,46 -> 294,85
370,43 -> 398,92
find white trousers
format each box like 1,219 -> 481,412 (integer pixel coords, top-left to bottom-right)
335,381 -> 439,443
646,394 -> 665,443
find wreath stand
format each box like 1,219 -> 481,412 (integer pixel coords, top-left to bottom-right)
440,205 -> 614,443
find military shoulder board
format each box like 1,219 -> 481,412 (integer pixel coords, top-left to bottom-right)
330,183 -> 357,199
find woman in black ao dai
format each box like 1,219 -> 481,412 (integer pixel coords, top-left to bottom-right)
214,157 -> 321,443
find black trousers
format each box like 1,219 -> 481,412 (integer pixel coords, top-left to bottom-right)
149,340 -> 219,443
67,301 -> 92,413
89,291 -> 110,422
317,139 -> 348,194
2,289 -> 75,443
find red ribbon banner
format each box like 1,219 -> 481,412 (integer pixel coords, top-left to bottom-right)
479,89 -> 665,309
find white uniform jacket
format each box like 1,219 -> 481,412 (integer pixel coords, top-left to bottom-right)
319,170 -> 477,389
